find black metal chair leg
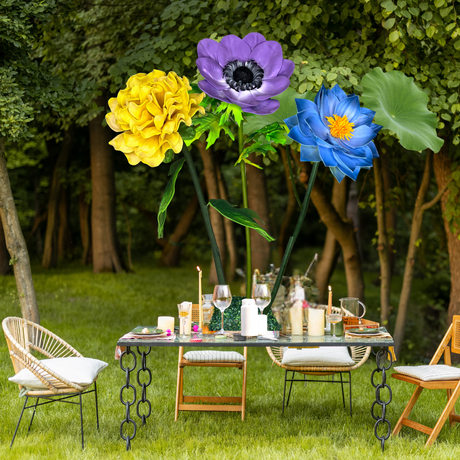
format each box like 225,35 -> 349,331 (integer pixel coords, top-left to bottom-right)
282,370 -> 288,415
79,393 -> 84,449
28,398 -> 39,433
340,372 -> 346,409
349,372 -> 353,417
94,381 -> 99,430
286,371 -> 295,408
11,397 -> 28,448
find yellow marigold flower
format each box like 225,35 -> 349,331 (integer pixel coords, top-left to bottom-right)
106,70 -> 205,167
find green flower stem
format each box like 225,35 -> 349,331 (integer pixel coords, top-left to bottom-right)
182,144 -> 226,285
264,161 -> 319,314
238,123 -> 252,298
286,144 -> 302,208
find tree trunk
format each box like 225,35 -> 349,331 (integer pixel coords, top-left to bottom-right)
79,191 -> 91,265
57,187 -> 72,261
247,152 -> 272,274
433,145 -> 460,324
216,167 -> 237,282
393,152 -> 448,357
0,217 -> 11,275
161,187 -> 200,267
42,128 -> 73,268
278,146 -> 297,260
197,140 -> 226,284
374,157 -> 392,326
315,178 -> 348,303
0,139 -> 39,323
89,96 -> 124,273
296,158 -> 365,300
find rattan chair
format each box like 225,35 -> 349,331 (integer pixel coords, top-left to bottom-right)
175,304 -> 247,421
266,306 -> 371,416
392,315 -> 460,447
2,317 -> 101,449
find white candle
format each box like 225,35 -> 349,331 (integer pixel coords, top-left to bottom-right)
328,285 -> 332,315
308,308 -> 325,336
197,266 -> 202,329
158,316 -> 174,332
241,299 -> 258,336
258,314 -> 268,335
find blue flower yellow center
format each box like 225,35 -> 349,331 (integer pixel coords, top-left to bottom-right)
326,114 -> 354,141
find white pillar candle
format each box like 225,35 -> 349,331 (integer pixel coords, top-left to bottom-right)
158,316 -> 175,332
241,299 -> 258,336
258,314 -> 268,335
308,308 -> 325,336
197,266 -> 202,329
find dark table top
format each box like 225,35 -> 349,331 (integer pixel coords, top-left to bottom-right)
117,329 -> 394,348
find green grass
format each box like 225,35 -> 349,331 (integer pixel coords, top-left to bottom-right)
0,261 -> 459,459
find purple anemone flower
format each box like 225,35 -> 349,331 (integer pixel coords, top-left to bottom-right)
196,33 -> 294,115
285,84 -> 383,182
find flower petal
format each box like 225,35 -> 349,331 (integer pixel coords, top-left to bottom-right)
243,99 -> 280,115
223,88 -> 258,107
318,145 -> 338,167
253,76 -> 290,101
335,95 -> 361,123
197,38 -> 220,60
300,145 -> 321,162
218,35 -> 251,67
367,142 -> 379,158
303,113 -> 330,140
370,123 -> 383,135
329,166 -> 346,183
331,84 -> 347,101
284,114 -> 299,130
243,32 -> 266,50
340,124 -> 376,148
198,80 -> 231,103
315,86 -> 339,121
105,113 -> 123,132
196,57 -> 227,89
249,41 -> 283,78
279,59 -> 295,78
354,107 -> 376,127
295,98 -> 318,116
288,125 -> 316,146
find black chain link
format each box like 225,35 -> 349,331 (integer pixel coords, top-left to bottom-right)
371,347 -> 393,451
136,347 -> 152,424
120,347 -> 137,450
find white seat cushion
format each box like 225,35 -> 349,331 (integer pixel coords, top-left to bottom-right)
9,357 -> 108,389
281,347 -> 355,367
394,365 -> 460,382
183,350 -> 245,363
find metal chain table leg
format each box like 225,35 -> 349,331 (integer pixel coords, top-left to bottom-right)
120,346 -> 137,451
371,347 -> 393,452
136,347 -> 152,425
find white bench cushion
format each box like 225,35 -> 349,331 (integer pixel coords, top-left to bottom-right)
281,346 -> 355,367
183,351 -> 245,363
394,365 -> 460,382
9,357 -> 108,389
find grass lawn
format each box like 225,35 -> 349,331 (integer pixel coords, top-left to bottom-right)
0,260 -> 459,459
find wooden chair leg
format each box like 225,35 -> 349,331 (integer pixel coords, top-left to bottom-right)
241,347 -> 247,421
392,385 -> 423,437
426,383 -> 460,447
175,347 -> 184,421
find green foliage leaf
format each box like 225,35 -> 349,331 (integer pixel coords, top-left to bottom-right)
209,199 -> 275,242
178,123 -> 196,141
361,68 -> 444,153
216,102 -> 244,127
157,158 -> 186,239
186,113 -> 235,149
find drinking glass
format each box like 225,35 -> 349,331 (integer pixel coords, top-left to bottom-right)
252,284 -> 271,314
326,313 -> 342,340
177,302 -> 191,339
212,285 -> 232,335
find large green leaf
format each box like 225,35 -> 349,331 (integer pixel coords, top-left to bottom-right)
243,87 -> 315,137
157,158 -> 185,239
209,199 -> 275,242
361,68 -> 444,153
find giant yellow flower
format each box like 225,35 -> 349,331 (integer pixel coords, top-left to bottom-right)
106,70 -> 205,167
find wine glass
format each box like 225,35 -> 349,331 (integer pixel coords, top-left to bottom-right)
253,284 -> 271,314
212,285 -> 232,335
326,312 -> 343,340
177,302 -> 191,339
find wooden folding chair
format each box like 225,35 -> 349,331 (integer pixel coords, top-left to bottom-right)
392,315 -> 460,447
175,304 -> 247,421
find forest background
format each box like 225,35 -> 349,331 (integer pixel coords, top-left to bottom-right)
1,0 -> 460,361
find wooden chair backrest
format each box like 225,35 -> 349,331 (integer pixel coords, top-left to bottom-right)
451,315 -> 460,355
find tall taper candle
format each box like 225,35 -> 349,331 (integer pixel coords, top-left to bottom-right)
328,285 -> 332,315
197,266 -> 202,329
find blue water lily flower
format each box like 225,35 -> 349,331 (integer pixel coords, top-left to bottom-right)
285,84 -> 383,182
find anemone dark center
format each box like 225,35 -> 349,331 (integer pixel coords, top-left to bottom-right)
223,60 -> 264,92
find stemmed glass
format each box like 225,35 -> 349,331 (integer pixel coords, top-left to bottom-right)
326,312 -> 343,340
253,284 -> 271,314
177,303 -> 191,339
212,285 -> 232,335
